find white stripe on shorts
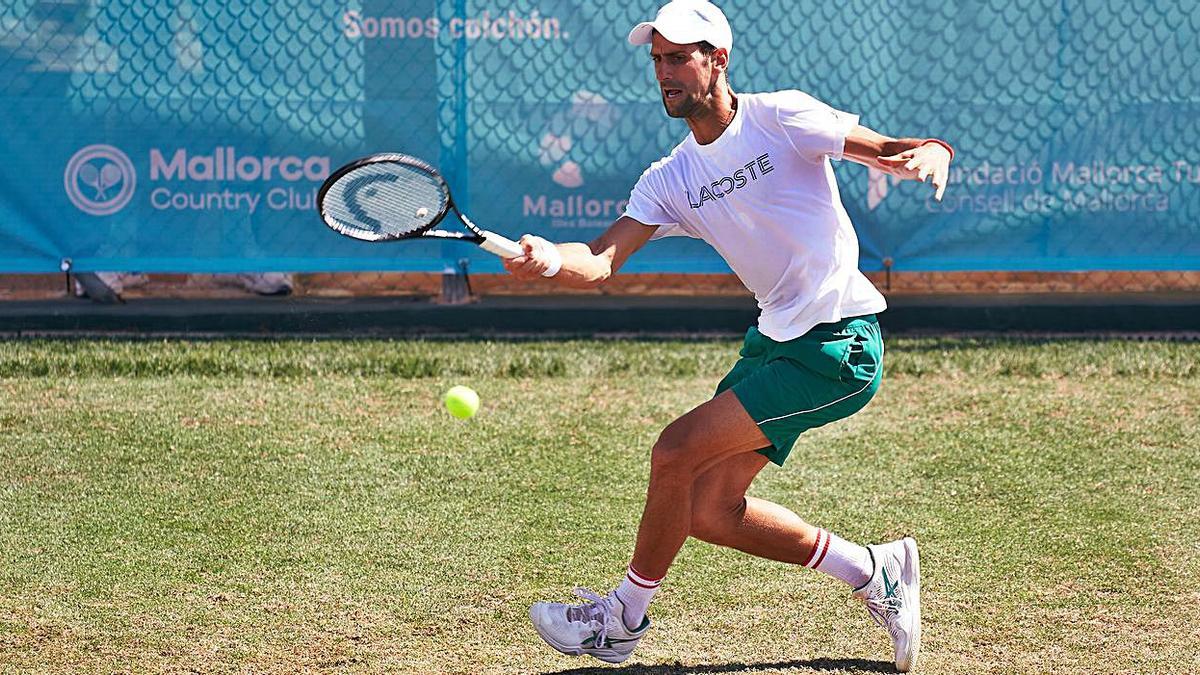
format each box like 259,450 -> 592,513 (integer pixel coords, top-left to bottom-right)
756,341 -> 882,425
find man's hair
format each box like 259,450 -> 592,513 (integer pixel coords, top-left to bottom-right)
696,41 -> 729,88
648,32 -> 730,88
649,30 -> 717,57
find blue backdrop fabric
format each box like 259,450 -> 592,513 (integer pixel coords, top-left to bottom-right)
1,1 -> 1197,274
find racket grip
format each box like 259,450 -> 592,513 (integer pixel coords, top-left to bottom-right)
478,231 -> 524,259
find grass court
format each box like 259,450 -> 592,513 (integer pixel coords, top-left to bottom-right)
1,337 -> 1197,673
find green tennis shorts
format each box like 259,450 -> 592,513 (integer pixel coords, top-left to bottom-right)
715,314 -> 884,466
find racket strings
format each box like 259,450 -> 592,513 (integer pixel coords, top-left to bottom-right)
321,162 -> 448,241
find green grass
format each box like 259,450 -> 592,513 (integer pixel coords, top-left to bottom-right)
1,338 -> 1198,674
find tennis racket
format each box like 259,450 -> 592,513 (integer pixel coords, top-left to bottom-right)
316,153 -> 522,258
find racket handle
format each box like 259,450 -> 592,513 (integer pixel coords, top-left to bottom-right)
478,231 -> 524,259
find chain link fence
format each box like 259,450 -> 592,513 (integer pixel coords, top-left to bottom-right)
1,1 -> 1197,301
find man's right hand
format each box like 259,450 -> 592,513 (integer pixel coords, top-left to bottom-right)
502,234 -> 562,280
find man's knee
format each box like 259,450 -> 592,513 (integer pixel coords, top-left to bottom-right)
691,496 -> 746,544
649,418 -> 705,475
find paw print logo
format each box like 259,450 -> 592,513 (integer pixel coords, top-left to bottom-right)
539,132 -> 581,188
537,90 -> 615,189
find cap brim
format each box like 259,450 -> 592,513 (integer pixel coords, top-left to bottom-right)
627,22 -> 655,45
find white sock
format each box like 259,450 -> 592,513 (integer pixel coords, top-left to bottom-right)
613,565 -> 661,631
803,527 -> 874,589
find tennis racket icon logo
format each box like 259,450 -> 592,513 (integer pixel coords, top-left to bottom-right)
78,162 -> 122,199
64,144 -> 136,216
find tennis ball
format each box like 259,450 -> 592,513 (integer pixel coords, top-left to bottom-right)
443,385 -> 480,420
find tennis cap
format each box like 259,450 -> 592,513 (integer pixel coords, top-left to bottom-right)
627,1 -> 733,52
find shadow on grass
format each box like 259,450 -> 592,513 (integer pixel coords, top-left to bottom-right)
545,657 -> 894,674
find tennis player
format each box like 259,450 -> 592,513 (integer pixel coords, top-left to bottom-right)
505,1 -> 952,670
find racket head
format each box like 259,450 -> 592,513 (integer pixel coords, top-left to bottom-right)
78,163 -> 100,187
99,163 -> 122,187
317,153 -> 453,242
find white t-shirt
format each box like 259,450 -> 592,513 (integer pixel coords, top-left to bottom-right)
623,90 -> 886,341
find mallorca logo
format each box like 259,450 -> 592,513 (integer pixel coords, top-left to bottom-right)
64,144 -> 136,216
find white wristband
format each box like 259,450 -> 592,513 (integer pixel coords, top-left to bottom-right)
541,244 -> 562,278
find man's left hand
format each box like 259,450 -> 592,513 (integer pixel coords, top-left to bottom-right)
878,142 -> 952,201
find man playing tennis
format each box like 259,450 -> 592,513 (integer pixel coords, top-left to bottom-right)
505,1 -> 953,670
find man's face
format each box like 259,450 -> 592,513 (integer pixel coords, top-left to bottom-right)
649,32 -> 725,119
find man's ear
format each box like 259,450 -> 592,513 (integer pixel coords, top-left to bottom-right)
712,47 -> 730,73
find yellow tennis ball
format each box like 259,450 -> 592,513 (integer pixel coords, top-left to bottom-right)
443,385 -> 480,420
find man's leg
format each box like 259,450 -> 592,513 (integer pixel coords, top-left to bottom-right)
529,390 -> 772,664
689,453 -> 871,584
686,438 -> 919,673
689,450 -> 815,563
627,389 -> 773,579
531,316 -> 918,668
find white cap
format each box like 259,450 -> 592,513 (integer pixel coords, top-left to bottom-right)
627,1 -> 733,52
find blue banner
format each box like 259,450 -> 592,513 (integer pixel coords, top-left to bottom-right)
1,1 -> 1197,274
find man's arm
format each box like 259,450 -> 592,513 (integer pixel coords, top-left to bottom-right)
842,124 -> 954,201
501,216 -> 659,288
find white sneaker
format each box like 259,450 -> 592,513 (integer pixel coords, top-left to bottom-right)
853,537 -> 921,672
73,272 -> 148,301
235,272 -> 293,296
529,588 -> 651,664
